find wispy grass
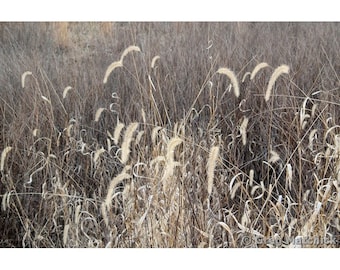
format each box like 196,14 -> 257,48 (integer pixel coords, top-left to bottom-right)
0,22 -> 339,248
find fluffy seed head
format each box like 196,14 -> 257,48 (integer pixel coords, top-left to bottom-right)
268,150 -> 280,164
62,86 -> 72,99
249,169 -> 254,186
1,146 -> 12,172
32,129 -> 39,137
162,137 -> 182,191
166,137 -> 182,162
286,163 -> 293,191
240,117 -> 249,146
121,122 -> 139,164
301,201 -> 322,236
63,224 -> 69,246
207,146 -> 220,196
217,67 -> 240,98
21,71 -> 32,88
103,60 -> 123,84
265,65 -> 289,102
151,126 -> 163,145
113,122 -> 125,145
151,55 -> 160,69
102,167 -> 132,226
41,95 -> 51,104
120,45 -> 141,63
2,192 -> 8,212
135,131 -> 145,145
241,72 -> 251,83
94,147 -> 105,167
250,62 -> 269,80
308,129 -> 318,151
94,107 -> 106,122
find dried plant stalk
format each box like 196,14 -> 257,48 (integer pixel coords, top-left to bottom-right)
300,201 -> 322,236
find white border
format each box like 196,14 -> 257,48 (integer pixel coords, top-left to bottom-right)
1,248 -> 339,270
0,0 -> 338,21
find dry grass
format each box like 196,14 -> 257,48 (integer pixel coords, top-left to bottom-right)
0,22 -> 339,248
265,64 -> 290,102
54,22 -> 69,49
207,146 -> 220,197
217,67 -> 240,97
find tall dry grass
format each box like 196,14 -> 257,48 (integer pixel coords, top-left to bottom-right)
0,22 -> 339,247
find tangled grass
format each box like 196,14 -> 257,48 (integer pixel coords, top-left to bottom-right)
0,22 -> 339,247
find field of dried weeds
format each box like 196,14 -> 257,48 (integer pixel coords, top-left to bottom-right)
0,22 -> 339,247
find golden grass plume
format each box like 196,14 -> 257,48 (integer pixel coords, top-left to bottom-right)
41,95 -> 51,104
1,146 -> 12,172
207,146 -> 220,196
113,121 -> 125,145
151,126 -> 163,145
249,169 -> 254,186
21,71 -> 32,88
32,128 -> 39,137
121,122 -> 139,164
217,67 -> 240,98
240,116 -> 249,146
120,45 -> 141,63
286,163 -> 293,191
250,62 -> 269,80
103,45 -> 140,84
102,166 -> 132,226
94,107 -> 106,122
62,86 -> 72,99
162,137 -> 182,192
103,61 -> 123,84
265,64 -> 289,102
93,147 -> 105,167
165,137 -> 182,163
268,150 -> 280,164
300,201 -> 322,236
151,55 -> 160,69
241,72 -> 251,83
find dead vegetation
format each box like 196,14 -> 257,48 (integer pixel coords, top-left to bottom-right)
0,22 -> 339,247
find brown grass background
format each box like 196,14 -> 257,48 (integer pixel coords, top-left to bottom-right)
0,22 -> 339,247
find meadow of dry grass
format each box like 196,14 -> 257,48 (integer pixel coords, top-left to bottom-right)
0,22 -> 339,247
